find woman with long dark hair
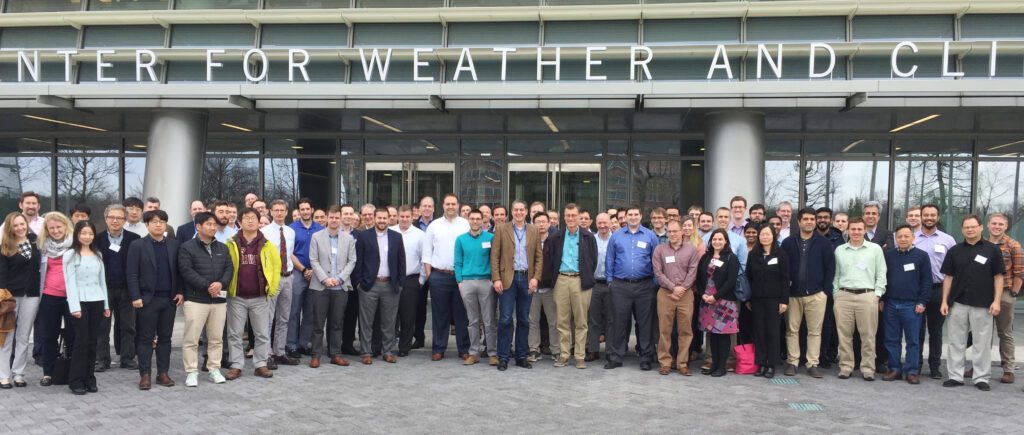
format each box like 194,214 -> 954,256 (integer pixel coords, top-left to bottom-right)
0,212 -> 41,388
696,229 -> 740,377
63,220 -> 110,395
35,212 -> 74,387
746,225 -> 790,378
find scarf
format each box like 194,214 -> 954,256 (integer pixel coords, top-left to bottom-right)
44,236 -> 72,259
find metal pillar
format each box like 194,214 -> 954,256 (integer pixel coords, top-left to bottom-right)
704,111 -> 766,209
143,109 -> 208,226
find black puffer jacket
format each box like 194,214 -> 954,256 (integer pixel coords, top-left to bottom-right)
177,237 -> 234,304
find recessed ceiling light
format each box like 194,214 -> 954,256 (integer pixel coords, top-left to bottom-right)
890,114 -> 941,133
690,163 -> 702,167
988,139 -> 1024,151
132,144 -> 147,149
22,115 -> 107,132
541,115 -> 560,133
842,140 -> 865,153
221,123 -> 252,132
362,115 -> 403,133
290,146 -> 303,150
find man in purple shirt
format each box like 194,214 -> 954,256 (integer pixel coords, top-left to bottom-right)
912,203 -> 956,379
727,196 -> 747,236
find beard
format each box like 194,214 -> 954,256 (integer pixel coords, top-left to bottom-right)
217,217 -> 229,227
816,222 -> 830,232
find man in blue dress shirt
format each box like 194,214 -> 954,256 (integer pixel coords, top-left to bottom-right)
603,205 -> 661,371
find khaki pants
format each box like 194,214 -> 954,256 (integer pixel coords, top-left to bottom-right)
835,290 -> 879,376
995,290 -> 1017,371
657,288 -> 694,369
786,291 -> 827,367
553,275 -> 591,361
182,301 -> 227,374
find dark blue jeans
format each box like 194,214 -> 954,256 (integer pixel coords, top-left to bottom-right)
498,272 -> 533,362
884,300 -> 923,375
429,272 -> 469,356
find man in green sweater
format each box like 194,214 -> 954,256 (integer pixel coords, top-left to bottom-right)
455,209 -> 497,366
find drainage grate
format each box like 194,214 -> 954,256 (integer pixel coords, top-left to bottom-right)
789,403 -> 825,412
769,378 -> 799,385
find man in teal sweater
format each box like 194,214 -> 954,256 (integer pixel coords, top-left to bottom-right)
455,209 -> 497,366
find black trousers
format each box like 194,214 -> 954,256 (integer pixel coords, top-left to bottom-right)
97,286 -> 135,366
415,280 -> 429,345
69,301 -> 103,390
136,295 -> 175,375
608,279 -> 657,363
737,302 -> 755,345
37,294 -> 74,377
918,284 -> 945,371
342,288 -> 360,351
752,298 -> 783,367
820,292 -> 839,361
710,333 -> 731,373
397,274 -> 421,353
689,290 -> 704,356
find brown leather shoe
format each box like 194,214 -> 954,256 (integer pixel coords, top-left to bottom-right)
659,366 -> 671,375
584,352 -> 599,362
155,372 -> 174,387
678,366 -> 691,376
138,374 -> 151,390
883,371 -> 902,382
225,368 -> 242,380
906,374 -> 920,384
1002,372 -> 1015,384
309,357 -> 321,368
384,354 -> 397,364
330,356 -> 350,367
489,356 -> 499,366
254,367 -> 273,378
463,355 -> 479,365
361,355 -> 373,365
431,353 -> 443,361
459,353 -> 469,361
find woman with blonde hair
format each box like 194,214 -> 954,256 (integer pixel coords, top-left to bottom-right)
35,211 -> 74,386
679,216 -> 705,256
0,212 -> 41,388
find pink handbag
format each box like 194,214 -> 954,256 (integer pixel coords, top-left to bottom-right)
733,343 -> 758,375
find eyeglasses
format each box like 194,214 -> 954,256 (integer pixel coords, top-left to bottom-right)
105,216 -> 125,221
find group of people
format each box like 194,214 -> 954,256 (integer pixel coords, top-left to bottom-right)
0,190 -> 1020,394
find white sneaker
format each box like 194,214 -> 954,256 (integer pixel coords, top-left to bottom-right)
209,370 -> 226,384
185,372 -> 198,387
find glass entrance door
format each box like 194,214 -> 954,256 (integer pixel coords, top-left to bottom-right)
366,162 -> 455,207
508,163 -> 601,217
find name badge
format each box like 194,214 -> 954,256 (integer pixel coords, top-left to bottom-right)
711,259 -> 724,268
975,255 -> 988,265
219,290 -> 227,299
637,241 -> 648,249
109,244 -> 121,253
767,258 -> 778,266
934,244 -> 946,254
856,262 -> 867,271
331,247 -> 337,254
482,242 -> 491,249
665,255 -> 676,264
903,263 -> 915,272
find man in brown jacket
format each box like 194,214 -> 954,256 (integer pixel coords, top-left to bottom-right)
490,200 -> 544,371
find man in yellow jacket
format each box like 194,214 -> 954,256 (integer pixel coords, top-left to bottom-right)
224,208 -> 282,381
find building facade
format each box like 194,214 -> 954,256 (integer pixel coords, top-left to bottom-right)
0,0 -> 1022,243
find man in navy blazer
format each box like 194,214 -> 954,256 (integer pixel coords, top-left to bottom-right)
126,210 -> 183,390
352,208 -> 406,364
175,200 -> 207,245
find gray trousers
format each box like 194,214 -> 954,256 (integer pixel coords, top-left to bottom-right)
311,289 -> 348,358
360,281 -> 399,357
227,297 -> 271,370
587,282 -> 612,353
4,296 -> 40,379
459,279 -> 498,357
267,277 -> 293,357
946,303 -> 994,384
97,286 -> 135,366
608,279 -> 658,363
529,290 -> 559,355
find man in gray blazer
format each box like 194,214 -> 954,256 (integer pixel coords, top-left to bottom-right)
307,205 -> 357,368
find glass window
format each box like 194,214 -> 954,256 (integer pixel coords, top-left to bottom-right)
0,27 -> 78,49
448,22 -> 539,47
743,55 -> 848,80
604,160 -> 629,210
451,0 -> 536,5
893,160 -> 972,239
459,112 -> 504,133
0,137 -> 53,153
266,0 -> 348,7
803,161 -> 889,216
84,26 -> 165,48
976,161 -> 1024,241
56,156 -> 121,216
852,15 -> 954,41
267,60 -> 346,82
352,23 -> 442,47
508,139 -> 602,157
963,54 -> 1024,79
979,138 -> 1024,158
765,139 -> 800,158
337,158 -> 364,206
540,59 -> 631,81
644,19 -> 740,45
80,61 -> 164,83
264,159 -> 300,206
357,0 -> 443,6
171,25 -> 255,48
508,112 -> 604,132
364,138 -> 457,156
176,0 -> 259,9
543,20 -> 638,46
361,112 -> 458,132
548,0 -> 636,4
125,156 -> 145,199
633,160 -> 680,215
852,55 -> 947,79
261,24 -> 348,48
895,139 -> 972,158
361,59 -> 441,82
647,56 -> 743,81
443,59 -> 535,82
5,0 -> 81,12
57,137 -> 120,153
747,17 -> 846,42
265,138 -> 336,155
0,62 -> 71,83
0,156 -> 53,213
166,61 -> 247,82
804,139 -> 889,157
961,14 -> 1024,40
207,139 -> 260,154
89,0 -> 168,10
461,139 -> 503,157
460,159 -> 504,208
804,111 -> 891,132
202,157 -> 259,203
765,160 -> 800,210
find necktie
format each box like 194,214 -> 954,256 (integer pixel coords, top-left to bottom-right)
279,226 -> 288,274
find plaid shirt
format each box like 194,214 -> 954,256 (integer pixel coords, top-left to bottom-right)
17,240 -> 32,260
993,234 -> 1024,292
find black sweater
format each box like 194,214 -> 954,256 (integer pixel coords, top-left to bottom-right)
696,249 -> 739,302
0,234 -> 41,297
746,248 -> 791,300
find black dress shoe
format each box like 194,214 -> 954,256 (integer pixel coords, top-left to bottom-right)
300,346 -> 313,356
976,381 -> 991,391
341,346 -> 361,356
397,350 -> 410,357
639,361 -> 653,371
86,385 -> 98,393
754,366 -> 767,377
266,358 -> 279,370
497,361 -> 508,371
287,350 -> 302,359
710,369 -> 726,377
94,363 -> 109,373
818,360 -> 831,369
929,368 -> 943,380
604,361 -> 622,370
0,382 -> 11,389
765,367 -> 776,379
515,359 -> 533,369
942,379 -> 964,387
120,360 -> 138,370
701,367 -> 713,375
411,340 -> 424,350
71,387 -> 87,396
40,377 -> 52,387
